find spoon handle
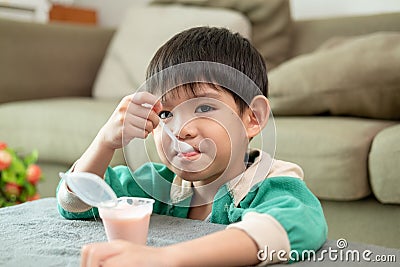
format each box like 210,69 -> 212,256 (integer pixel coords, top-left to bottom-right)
142,104 -> 177,140
142,103 -> 194,153
158,120 -> 178,141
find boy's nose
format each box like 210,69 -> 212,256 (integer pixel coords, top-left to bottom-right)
170,119 -> 196,140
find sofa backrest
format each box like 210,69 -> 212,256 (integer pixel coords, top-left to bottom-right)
290,12 -> 400,57
0,18 -> 115,103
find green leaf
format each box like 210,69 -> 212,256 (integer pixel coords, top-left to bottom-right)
23,150 -> 39,166
9,156 -> 25,175
1,146 -> 41,206
1,169 -> 17,183
19,192 -> 27,202
26,183 -> 36,196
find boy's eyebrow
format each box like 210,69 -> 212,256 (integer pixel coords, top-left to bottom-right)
193,91 -> 223,99
161,91 -> 223,106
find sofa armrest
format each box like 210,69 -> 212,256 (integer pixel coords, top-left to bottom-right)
0,18 -> 115,103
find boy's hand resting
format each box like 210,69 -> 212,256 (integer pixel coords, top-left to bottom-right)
81,240 -> 172,267
98,92 -> 162,150
80,229 -> 261,267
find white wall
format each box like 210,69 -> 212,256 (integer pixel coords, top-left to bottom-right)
2,0 -> 400,25
0,0 -> 51,22
73,0 -> 400,26
74,0 -> 150,27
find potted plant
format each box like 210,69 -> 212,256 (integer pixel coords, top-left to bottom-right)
0,141 -> 43,207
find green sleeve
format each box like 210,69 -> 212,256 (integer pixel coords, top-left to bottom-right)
229,177 -> 328,257
57,163 -> 176,219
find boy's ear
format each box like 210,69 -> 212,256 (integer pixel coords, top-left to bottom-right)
244,95 -> 270,139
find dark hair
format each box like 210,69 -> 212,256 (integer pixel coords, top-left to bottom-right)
146,26 -> 268,114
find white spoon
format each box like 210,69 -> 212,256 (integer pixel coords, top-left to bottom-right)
142,103 -> 194,153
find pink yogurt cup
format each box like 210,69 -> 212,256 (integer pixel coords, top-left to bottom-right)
98,197 -> 155,244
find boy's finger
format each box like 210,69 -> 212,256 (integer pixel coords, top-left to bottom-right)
146,110 -> 161,129
126,103 -> 160,129
81,242 -> 121,267
101,254 -> 134,267
125,114 -> 155,134
130,92 -> 159,107
140,101 -> 163,129
140,101 -> 163,116
152,100 -> 163,114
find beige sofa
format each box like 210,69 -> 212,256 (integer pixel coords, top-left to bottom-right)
0,1 -> 399,249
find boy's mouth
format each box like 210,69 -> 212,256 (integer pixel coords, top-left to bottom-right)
177,149 -> 201,160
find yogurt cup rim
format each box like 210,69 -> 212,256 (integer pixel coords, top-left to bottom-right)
100,197 -> 155,210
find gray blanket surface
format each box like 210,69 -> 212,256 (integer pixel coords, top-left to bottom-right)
0,198 -> 398,266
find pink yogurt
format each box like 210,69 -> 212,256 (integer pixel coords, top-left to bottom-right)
98,197 -> 155,244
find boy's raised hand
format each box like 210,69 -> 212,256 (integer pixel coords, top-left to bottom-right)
99,92 -> 162,150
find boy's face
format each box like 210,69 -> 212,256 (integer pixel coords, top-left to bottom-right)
153,85 -> 250,185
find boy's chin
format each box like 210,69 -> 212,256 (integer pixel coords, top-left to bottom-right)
171,169 -> 202,181
170,168 -> 209,182
170,166 -> 225,184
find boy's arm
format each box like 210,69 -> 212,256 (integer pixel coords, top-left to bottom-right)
80,177 -> 327,266
72,134 -> 115,178
81,228 -> 261,267
57,93 -> 161,217
166,228 -> 261,266
56,132 -> 116,218
73,93 -> 161,177
57,163 -> 173,219
225,177 -> 328,265
57,164 -> 145,219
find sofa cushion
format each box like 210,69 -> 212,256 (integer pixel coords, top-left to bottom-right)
291,12 -> 400,57
369,124 -> 400,204
152,0 -> 293,69
93,4 -> 251,99
0,18 -> 114,103
0,98 -> 124,166
269,32 -> 400,120
273,117 -> 394,200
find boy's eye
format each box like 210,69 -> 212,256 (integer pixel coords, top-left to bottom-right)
159,111 -> 172,119
195,105 -> 214,113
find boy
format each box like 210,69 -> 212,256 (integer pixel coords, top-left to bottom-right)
57,27 -> 327,266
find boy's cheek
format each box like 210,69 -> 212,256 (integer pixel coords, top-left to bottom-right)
153,133 -> 171,160
152,133 -> 163,152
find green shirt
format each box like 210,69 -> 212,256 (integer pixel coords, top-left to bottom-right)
57,162 -> 327,257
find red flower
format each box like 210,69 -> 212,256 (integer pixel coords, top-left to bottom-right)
0,143 -> 42,207
26,164 -> 42,185
27,193 -> 40,201
5,182 -> 22,196
0,150 -> 12,170
0,142 -> 7,150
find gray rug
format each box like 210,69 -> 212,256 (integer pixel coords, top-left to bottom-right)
0,198 -> 398,266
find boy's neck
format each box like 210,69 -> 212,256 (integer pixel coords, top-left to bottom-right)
190,161 -> 247,206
